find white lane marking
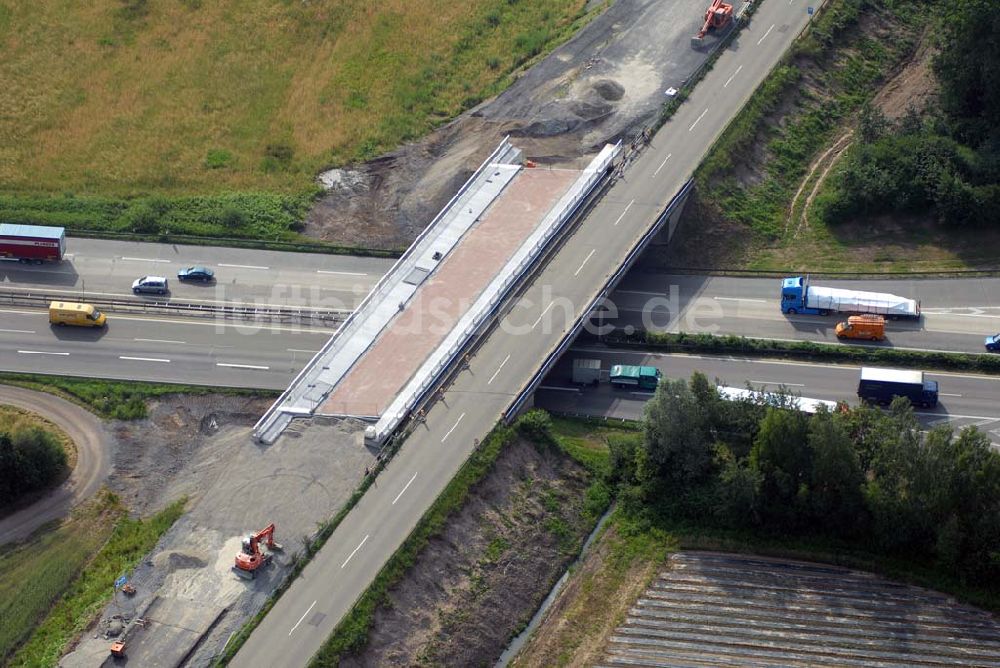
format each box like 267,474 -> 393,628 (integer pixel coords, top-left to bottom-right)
317,270 -> 368,276
392,473 -> 418,505
574,249 -> 596,277
724,65 -> 744,88
488,354 -> 511,385
18,350 -> 69,356
688,109 -> 709,132
612,199 -> 635,226
616,289 -> 666,296
135,338 -> 185,345
714,297 -> 768,303
289,600 -> 317,636
757,24 -> 775,46
652,153 -> 673,177
218,263 -> 269,270
939,393 -> 963,398
216,362 -> 270,370
532,302 -> 555,329
287,348 -> 320,354
441,412 -> 466,443
120,356 -> 171,363
0,328 -> 35,334
0,286 -> 351,315
121,256 -> 170,263
915,412 -> 1000,421
539,385 -> 581,393
749,380 -> 805,387
341,535 -> 369,568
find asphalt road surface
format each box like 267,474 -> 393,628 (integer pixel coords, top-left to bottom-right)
536,347 -> 1000,448
3,274 -> 996,387
0,385 -> 112,544
235,2 -> 825,665
0,311 -> 332,389
0,237 -> 391,310
604,273 -> 1000,354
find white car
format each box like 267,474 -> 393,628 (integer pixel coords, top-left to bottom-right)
132,276 -> 169,295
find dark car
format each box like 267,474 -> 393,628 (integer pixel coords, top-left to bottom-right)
986,334 -> 1000,352
177,266 -> 215,282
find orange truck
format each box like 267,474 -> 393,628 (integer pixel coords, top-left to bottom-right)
835,314 -> 885,341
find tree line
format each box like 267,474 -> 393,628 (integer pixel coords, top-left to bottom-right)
611,373 -> 1000,587
0,422 -> 68,506
819,0 -> 1000,227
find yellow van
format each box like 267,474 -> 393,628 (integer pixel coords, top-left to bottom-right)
49,301 -> 107,328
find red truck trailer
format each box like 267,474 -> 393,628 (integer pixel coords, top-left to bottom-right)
0,224 -> 66,263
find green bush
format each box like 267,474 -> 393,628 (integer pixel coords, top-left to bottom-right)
204,149 -> 233,169
0,425 -> 67,506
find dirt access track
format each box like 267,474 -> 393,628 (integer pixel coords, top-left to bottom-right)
0,385 -> 113,545
306,0 -> 719,249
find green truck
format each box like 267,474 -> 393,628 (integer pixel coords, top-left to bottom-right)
609,364 -> 662,390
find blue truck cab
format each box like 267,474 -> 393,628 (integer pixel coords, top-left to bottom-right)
986,334 -> 1000,352
780,276 -> 819,315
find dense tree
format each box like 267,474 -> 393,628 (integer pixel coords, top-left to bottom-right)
620,373 -> 1000,587
641,376 -> 713,487
807,409 -> 864,536
934,0 -> 1000,145
750,408 -> 811,525
0,422 -> 68,506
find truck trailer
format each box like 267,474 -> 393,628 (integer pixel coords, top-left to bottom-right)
780,276 -> 919,319
0,224 -> 66,263
571,358 -> 602,385
610,364 -> 661,390
857,367 -> 938,408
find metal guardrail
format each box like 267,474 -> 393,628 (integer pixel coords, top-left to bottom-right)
0,288 -> 348,324
252,138 -> 521,444
504,179 -> 695,422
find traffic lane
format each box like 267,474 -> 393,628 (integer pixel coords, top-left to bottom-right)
0,238 -> 392,307
615,273 -> 1000,310
601,306 -> 996,354
0,309 -> 332,389
546,347 -> 1000,420
601,287 -> 998,353
538,351 -> 1000,443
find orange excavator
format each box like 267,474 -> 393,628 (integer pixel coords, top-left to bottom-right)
233,523 -> 282,579
692,0 -> 734,47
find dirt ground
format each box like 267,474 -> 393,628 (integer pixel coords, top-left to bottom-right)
305,0 -> 712,249
659,11 -> 946,272
339,437 -> 593,667
511,522 -> 663,668
60,399 -> 375,668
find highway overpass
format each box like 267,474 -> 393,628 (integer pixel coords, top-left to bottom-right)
235,0 -> 833,665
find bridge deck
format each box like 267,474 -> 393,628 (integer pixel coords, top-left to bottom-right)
321,167 -> 581,417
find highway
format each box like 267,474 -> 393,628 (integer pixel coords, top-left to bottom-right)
605,273 -> 1000,353
235,1 -> 828,665
0,313 -> 331,388
0,237 -> 390,310
535,347 -> 1000,447
3,271 -> 997,389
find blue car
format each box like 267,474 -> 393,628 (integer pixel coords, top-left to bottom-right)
177,266 -> 215,282
986,333 -> 1000,352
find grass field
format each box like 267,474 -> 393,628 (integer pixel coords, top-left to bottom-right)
0,373 -> 276,420
0,493 -> 185,666
0,0 -> 587,197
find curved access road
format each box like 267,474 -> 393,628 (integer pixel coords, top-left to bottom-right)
0,385 -> 113,545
